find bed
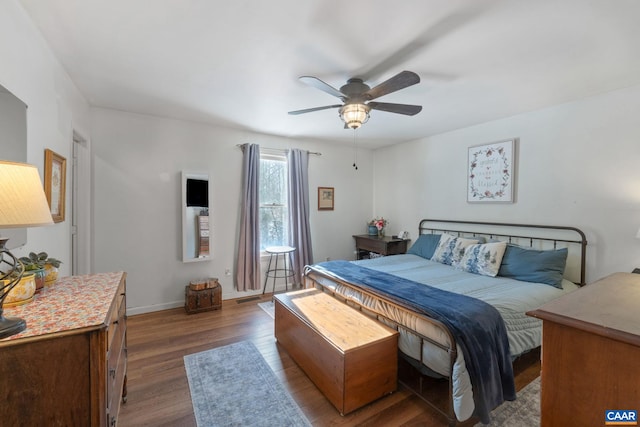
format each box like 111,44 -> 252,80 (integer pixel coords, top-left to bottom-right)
303,219 -> 587,426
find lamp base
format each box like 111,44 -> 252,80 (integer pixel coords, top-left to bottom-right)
0,312 -> 26,339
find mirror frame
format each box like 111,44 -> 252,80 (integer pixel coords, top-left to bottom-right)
181,171 -> 211,263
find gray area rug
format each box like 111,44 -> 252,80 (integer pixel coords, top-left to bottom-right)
184,341 -> 311,427
258,301 -> 275,319
474,376 -> 540,426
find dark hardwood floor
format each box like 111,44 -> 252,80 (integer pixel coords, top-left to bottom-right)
118,294 -> 540,427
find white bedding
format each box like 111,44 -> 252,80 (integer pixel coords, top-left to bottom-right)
305,253 -> 579,421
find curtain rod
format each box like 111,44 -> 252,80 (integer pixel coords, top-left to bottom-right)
235,144 -> 321,156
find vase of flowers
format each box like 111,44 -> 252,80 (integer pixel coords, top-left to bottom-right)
368,217 -> 388,238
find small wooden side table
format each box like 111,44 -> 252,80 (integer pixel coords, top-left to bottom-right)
353,234 -> 410,260
185,280 -> 222,314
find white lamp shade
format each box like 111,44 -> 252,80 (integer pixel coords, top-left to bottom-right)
636,227 -> 640,239
0,160 -> 54,228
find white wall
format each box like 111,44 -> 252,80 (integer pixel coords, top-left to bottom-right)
90,108 -> 373,313
0,0 -> 90,275
8,0 -> 639,312
373,84 -> 640,283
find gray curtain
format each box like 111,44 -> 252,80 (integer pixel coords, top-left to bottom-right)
236,143 -> 261,291
288,149 -> 313,284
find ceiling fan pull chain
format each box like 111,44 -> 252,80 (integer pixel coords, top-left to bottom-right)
353,129 -> 358,170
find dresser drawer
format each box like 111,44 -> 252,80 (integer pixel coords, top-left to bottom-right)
107,279 -> 126,347
107,330 -> 126,425
107,279 -> 127,425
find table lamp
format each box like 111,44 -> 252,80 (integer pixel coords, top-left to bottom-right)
0,160 -> 54,339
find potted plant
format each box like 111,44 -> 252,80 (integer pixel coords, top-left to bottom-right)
19,252 -> 62,289
3,271 -> 37,307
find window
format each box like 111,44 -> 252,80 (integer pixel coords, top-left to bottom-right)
259,153 -> 288,251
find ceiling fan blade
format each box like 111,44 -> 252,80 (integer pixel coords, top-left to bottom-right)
368,102 -> 422,116
299,76 -> 346,99
288,104 -> 342,115
356,9 -> 487,82
365,71 -> 420,101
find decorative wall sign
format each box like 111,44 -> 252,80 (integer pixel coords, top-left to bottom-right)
467,139 -> 515,203
318,187 -> 334,210
44,148 -> 67,222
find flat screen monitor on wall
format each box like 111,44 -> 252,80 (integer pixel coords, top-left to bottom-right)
186,178 -> 208,208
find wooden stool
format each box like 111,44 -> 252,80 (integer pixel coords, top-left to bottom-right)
262,246 -> 296,294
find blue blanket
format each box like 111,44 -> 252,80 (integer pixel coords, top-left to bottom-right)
314,260 -> 515,424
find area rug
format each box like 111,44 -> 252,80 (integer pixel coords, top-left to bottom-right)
184,341 -> 311,427
474,376 -> 540,426
258,301 -> 275,319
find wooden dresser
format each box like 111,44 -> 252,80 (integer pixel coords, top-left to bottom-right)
527,272 -> 640,427
0,271 -> 127,426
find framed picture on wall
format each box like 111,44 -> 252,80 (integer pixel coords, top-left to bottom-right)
318,187 -> 334,210
44,148 -> 67,222
467,139 -> 515,203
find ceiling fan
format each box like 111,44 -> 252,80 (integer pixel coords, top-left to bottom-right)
288,70 -> 422,129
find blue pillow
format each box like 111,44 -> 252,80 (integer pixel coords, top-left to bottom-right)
407,234 -> 441,259
498,245 -> 568,289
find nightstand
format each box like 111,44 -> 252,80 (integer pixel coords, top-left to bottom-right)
353,234 -> 410,260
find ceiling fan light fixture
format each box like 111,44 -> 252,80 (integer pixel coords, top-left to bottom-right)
340,103 -> 370,129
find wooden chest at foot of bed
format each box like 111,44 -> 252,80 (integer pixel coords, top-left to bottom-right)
184,284 -> 221,314
274,289 -> 398,415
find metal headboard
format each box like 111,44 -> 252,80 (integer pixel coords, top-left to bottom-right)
418,219 -> 588,286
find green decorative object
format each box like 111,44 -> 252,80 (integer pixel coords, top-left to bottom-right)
19,252 -> 62,270
19,252 -> 62,288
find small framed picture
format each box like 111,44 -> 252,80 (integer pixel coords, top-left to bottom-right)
44,148 -> 67,223
318,187 -> 334,211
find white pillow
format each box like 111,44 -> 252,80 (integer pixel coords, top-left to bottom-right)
431,233 -> 479,266
456,241 -> 508,277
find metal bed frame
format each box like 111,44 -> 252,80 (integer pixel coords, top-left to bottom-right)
304,219 -> 587,426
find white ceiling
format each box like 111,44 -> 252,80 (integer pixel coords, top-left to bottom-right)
18,0 -> 640,148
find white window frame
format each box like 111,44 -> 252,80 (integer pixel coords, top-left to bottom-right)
259,151 -> 289,254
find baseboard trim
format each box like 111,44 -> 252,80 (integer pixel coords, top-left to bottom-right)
127,283 -> 301,315
127,301 -> 183,316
